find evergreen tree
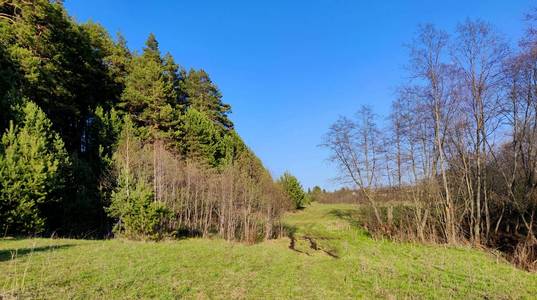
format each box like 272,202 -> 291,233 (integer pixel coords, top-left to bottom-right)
163,52 -> 185,108
0,102 -> 69,234
182,69 -> 233,130
278,172 -> 307,209
0,1 -> 276,239
0,0 -> 114,151
175,108 -> 248,168
177,108 -> 222,166
0,42 -> 22,133
308,186 -> 323,202
81,22 -> 132,102
120,34 -> 180,139
55,106 -> 123,235
218,130 -> 248,168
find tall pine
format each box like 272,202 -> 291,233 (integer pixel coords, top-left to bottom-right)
182,69 -> 233,130
120,33 -> 181,139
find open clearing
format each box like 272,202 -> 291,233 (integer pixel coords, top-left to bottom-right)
1,203 -> 536,299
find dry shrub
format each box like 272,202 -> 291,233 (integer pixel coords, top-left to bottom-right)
511,235 -> 537,271
357,201 -> 443,244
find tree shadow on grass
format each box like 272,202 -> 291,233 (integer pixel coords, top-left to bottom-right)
328,209 -> 362,227
0,244 -> 76,262
328,209 -> 372,237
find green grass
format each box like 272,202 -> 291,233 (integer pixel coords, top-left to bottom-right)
1,203 -> 536,299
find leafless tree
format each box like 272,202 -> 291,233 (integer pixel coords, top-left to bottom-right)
451,19 -> 510,243
322,105 -> 385,225
322,13 -> 537,270
404,24 -> 461,243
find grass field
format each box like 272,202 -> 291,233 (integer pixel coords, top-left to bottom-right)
1,203 -> 536,299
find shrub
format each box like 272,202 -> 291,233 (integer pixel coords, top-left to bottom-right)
107,169 -> 170,240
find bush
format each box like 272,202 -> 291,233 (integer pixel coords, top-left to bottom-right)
107,170 -> 170,240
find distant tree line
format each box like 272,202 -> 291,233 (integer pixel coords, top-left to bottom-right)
324,12 -> 537,270
0,0 -> 302,242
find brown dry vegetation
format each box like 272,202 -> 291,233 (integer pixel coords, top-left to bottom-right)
111,133 -> 290,243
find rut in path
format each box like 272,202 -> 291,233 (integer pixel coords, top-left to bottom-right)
288,235 -> 339,259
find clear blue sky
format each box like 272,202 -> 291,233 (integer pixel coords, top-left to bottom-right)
65,0 -> 533,190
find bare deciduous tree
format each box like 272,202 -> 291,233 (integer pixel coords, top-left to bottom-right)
322,105 -> 385,225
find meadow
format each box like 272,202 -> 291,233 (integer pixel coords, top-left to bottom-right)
1,203 -> 536,299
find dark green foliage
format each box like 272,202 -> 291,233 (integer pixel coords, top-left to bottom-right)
163,53 -> 185,107
278,172 -> 307,209
53,106 -> 123,235
218,130 -> 248,168
0,102 -> 69,234
182,69 -> 233,130
0,0 -> 127,236
87,106 -> 123,165
81,22 -> 132,102
176,108 -> 223,166
119,34 -> 181,139
0,42 -> 22,133
0,0 -> 117,151
0,0 -> 284,239
175,108 -> 248,168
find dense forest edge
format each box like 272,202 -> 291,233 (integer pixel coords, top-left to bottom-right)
0,0 -> 311,243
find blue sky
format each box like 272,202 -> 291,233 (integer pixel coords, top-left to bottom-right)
65,0 -> 534,190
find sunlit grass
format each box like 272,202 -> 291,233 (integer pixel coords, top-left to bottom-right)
1,203 -> 536,299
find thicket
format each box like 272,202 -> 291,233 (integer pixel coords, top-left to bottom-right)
323,14 -> 537,270
0,0 -> 291,241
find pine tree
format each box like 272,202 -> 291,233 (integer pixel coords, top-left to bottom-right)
278,172 -> 307,209
163,52 -> 185,108
182,69 -> 233,130
0,0 -> 114,151
218,130 -> 247,168
0,101 -> 69,234
120,34 -> 180,139
82,22 -> 132,101
177,109 -> 222,166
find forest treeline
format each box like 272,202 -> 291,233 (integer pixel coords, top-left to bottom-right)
323,12 -> 537,269
0,0 -> 309,242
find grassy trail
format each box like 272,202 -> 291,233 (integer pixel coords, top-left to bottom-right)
1,203 -> 536,299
